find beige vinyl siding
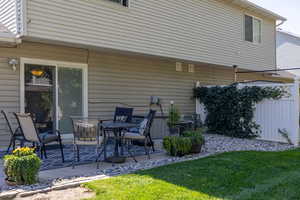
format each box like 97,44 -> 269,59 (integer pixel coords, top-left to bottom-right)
87,52 -> 234,118
0,58 -> 19,145
26,0 -> 276,71
0,41 -> 288,145
0,0 -> 17,34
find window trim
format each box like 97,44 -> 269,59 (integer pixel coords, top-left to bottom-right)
244,14 -> 263,45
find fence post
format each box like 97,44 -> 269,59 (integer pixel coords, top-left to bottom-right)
292,78 -> 300,146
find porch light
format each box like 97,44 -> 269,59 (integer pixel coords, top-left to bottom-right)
31,69 -> 44,77
8,58 -> 18,72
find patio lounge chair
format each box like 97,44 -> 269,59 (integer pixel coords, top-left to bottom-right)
14,113 -> 64,162
1,110 -> 25,153
71,117 -> 106,169
122,110 -> 156,162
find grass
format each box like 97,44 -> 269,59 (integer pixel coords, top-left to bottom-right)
84,149 -> 300,200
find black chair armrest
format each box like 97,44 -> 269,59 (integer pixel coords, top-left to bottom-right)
55,130 -> 62,138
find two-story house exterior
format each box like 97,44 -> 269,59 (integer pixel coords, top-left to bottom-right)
0,0 -> 287,142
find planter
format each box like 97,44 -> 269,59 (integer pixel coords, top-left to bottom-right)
5,178 -> 19,186
3,147 -> 41,186
169,127 -> 179,135
190,144 -> 202,154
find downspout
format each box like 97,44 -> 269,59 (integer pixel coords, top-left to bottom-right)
276,19 -> 286,27
275,19 -> 287,71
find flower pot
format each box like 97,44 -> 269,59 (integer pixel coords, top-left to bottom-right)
169,127 -> 179,135
190,144 -> 202,154
5,178 -> 19,186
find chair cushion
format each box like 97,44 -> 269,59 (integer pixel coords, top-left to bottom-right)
40,132 -> 59,143
138,119 -> 148,135
123,132 -> 146,140
14,135 -> 25,140
128,127 -> 139,133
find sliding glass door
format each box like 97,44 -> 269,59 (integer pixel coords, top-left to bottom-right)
57,67 -> 83,133
24,64 -> 56,133
22,59 -> 87,134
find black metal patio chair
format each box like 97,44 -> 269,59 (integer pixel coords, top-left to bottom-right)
14,113 -> 64,162
101,107 -> 134,154
122,110 -> 156,162
1,110 -> 25,153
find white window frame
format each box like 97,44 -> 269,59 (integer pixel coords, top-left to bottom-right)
20,58 -> 88,130
244,14 -> 262,44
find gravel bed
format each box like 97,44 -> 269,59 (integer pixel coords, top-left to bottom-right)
203,134 -> 294,153
0,134 -> 296,197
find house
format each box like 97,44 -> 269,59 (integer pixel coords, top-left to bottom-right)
277,30 -> 300,77
0,0 -> 288,144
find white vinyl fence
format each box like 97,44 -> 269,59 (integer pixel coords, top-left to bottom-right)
196,80 -> 300,146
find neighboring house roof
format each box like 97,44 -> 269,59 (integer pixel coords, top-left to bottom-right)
224,0 -> 286,21
276,30 -> 300,78
277,29 -> 300,40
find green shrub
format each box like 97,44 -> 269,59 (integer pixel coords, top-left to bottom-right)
167,104 -> 180,128
4,147 -> 41,185
183,129 -> 206,146
163,136 -> 192,157
194,84 -> 286,138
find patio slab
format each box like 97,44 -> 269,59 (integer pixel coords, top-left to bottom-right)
38,152 -> 167,183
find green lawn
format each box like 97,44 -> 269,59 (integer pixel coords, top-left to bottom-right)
84,149 -> 300,200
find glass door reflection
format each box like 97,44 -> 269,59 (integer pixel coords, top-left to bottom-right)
24,64 -> 55,133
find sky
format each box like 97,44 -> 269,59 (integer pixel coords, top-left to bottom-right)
248,0 -> 300,35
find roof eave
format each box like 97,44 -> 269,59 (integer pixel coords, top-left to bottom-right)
228,0 -> 287,21
0,33 -> 21,46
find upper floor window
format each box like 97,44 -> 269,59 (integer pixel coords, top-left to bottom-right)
244,15 -> 262,44
108,0 -> 128,7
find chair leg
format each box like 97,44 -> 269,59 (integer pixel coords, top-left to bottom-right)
96,145 -> 105,169
6,138 -> 13,154
20,140 -> 25,148
144,139 -> 150,160
148,135 -> 155,152
72,144 -> 76,169
127,140 -> 137,163
12,140 -> 16,151
39,145 -> 43,159
58,138 -> 65,163
76,145 -> 80,162
103,135 -> 107,160
42,144 -> 47,159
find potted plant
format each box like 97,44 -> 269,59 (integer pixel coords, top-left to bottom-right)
183,128 -> 206,153
163,136 -> 192,157
4,147 -> 41,185
167,101 -> 181,135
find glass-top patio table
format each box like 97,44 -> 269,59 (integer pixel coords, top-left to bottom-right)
101,121 -> 138,163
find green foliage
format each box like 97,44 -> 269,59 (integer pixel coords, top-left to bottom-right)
194,84 -> 286,138
182,129 -> 206,146
167,105 -> 180,128
4,147 -> 41,185
163,136 -> 192,156
163,128 -> 206,156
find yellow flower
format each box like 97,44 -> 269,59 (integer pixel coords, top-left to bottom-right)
12,147 -> 35,157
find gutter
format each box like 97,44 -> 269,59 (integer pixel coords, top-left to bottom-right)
0,33 -> 22,47
276,19 -> 286,27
